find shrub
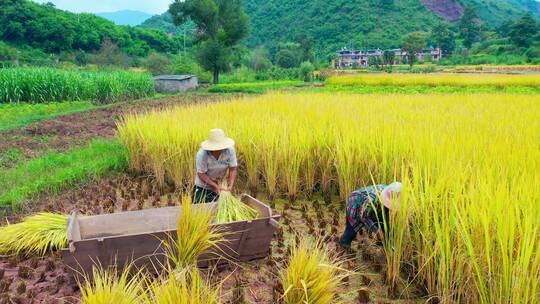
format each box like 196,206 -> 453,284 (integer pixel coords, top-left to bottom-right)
299,61 -> 315,82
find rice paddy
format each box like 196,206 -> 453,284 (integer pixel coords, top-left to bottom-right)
1,72 -> 539,304
326,73 -> 540,87
118,92 -> 540,303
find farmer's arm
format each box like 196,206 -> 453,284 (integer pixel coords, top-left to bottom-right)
197,172 -> 221,193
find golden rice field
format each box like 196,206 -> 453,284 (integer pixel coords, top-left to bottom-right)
451,64 -> 540,72
118,92 -> 540,303
325,73 -> 540,87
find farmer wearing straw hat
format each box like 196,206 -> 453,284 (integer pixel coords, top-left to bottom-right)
193,129 -> 238,203
339,182 -> 402,249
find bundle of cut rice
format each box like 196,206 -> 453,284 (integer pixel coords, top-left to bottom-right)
0,213 -> 68,256
215,191 -> 258,223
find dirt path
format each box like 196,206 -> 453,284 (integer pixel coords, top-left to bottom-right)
1,174 -> 423,303
0,93 -> 234,169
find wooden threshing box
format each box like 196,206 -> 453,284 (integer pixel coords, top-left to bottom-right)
61,195 -> 280,277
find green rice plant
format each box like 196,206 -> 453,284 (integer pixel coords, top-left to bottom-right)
0,67 -> 154,104
0,139 -> 127,209
280,238 -> 350,304
79,264 -> 146,304
215,191 -> 258,223
143,268 -> 220,304
162,196 -> 224,271
0,213 -> 68,256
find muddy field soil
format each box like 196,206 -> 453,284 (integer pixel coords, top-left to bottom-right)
1,174 -> 423,303
0,94 -> 237,169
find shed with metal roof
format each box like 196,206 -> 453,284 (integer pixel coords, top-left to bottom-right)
153,75 -> 198,93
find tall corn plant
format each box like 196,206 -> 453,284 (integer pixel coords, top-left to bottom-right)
0,67 -> 154,104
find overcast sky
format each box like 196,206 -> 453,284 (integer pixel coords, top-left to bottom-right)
32,0 -> 172,14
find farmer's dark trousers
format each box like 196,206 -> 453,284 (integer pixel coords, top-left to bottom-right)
339,218 -> 357,247
192,186 -> 219,204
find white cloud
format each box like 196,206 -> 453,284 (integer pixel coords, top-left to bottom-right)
32,0 -> 172,14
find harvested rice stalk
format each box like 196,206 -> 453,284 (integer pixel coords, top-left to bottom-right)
280,238 -> 351,304
163,196 -> 224,271
0,213 -> 68,256
143,268 -> 220,304
215,191 -> 258,223
79,264 -> 146,304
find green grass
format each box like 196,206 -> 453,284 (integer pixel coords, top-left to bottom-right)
0,101 -> 96,131
0,148 -> 23,168
0,67 -> 155,104
307,85 -> 540,94
0,139 -> 127,209
208,80 -> 305,93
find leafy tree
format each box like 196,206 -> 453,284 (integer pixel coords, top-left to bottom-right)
382,50 -> 395,66
296,33 -> 315,63
369,56 -> 383,70
89,39 -> 131,67
299,61 -> 314,81
276,42 -> 302,68
508,13 -> 539,48
430,22 -> 455,55
169,0 -> 250,84
458,5 -> 481,49
246,46 -> 272,72
145,52 -> 172,75
401,31 -> 427,67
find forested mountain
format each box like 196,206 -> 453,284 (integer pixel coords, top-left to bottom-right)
96,10 -> 152,26
142,0 -> 540,57
0,0 -> 179,56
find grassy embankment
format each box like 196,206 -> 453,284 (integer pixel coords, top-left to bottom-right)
0,140 -> 127,210
0,101 -> 95,131
208,80 -> 305,93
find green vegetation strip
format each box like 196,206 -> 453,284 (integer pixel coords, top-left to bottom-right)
0,101 -> 96,131
310,85 -> 540,94
0,139 -> 127,209
0,68 -> 155,104
208,80 -> 305,93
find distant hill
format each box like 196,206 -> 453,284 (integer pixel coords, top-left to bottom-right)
140,0 -> 539,57
423,0 -> 540,24
140,12 -> 195,35
97,10 -> 152,26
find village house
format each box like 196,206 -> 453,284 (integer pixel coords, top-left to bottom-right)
335,47 -> 442,69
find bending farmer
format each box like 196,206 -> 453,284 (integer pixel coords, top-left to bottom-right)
193,129 -> 238,203
339,182 -> 402,248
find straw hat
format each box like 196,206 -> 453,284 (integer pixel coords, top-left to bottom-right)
381,182 -> 402,210
201,129 -> 235,151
